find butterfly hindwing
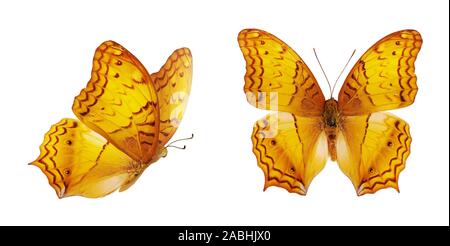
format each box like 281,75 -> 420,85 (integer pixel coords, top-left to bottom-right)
30,118 -> 139,198
238,29 -> 325,117
151,48 -> 193,146
336,113 -> 411,195
338,30 -> 422,116
72,41 -> 160,164
252,113 -> 328,194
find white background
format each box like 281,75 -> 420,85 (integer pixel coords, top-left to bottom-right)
0,0 -> 448,225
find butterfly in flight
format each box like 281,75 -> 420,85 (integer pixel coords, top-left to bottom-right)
31,41 -> 193,198
238,29 -> 422,195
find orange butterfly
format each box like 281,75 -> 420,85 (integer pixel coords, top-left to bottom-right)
31,41 -> 193,198
238,29 -> 422,195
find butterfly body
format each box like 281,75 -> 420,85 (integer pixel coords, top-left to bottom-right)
322,98 -> 340,161
238,29 -> 422,195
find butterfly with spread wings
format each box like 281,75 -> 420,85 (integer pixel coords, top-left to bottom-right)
31,41 -> 193,198
238,29 -> 422,195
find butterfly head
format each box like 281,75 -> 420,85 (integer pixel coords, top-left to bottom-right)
158,147 -> 168,158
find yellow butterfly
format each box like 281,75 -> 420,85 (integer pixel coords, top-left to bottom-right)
238,29 -> 422,195
31,41 -> 193,198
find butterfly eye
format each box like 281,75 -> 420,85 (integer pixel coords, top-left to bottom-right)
270,140 -> 277,146
65,140 -> 72,145
179,72 -> 184,77
387,141 -> 393,147
161,149 -> 168,158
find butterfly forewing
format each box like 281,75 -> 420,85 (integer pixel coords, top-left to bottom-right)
238,29 -> 325,117
72,41 -> 160,164
338,30 -> 422,115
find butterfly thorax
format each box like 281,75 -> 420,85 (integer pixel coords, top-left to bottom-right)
129,160 -> 147,175
323,98 -> 340,161
128,149 -> 166,174
126,149 -> 164,181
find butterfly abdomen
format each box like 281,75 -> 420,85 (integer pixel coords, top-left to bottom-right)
325,128 -> 337,161
323,99 -> 339,161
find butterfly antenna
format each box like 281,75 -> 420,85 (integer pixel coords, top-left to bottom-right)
331,49 -> 356,96
167,133 -> 194,149
167,145 -> 186,150
313,48 -> 332,97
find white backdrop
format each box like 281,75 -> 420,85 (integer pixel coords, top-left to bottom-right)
0,0 -> 448,225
